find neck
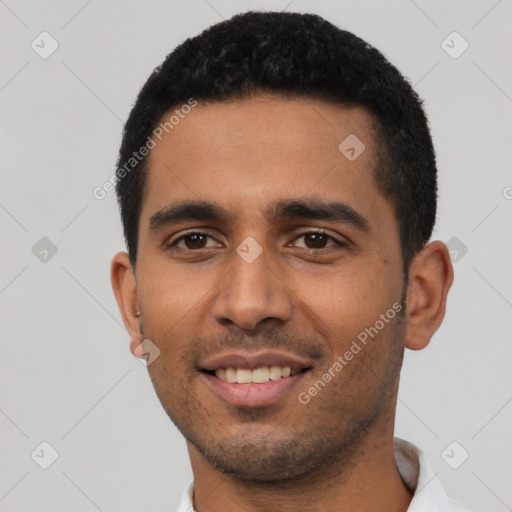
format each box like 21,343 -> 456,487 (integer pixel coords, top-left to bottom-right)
188,429 -> 413,512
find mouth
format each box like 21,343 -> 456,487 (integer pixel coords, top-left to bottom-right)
202,365 -> 310,383
199,351 -> 313,407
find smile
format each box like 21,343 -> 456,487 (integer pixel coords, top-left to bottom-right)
199,350 -> 314,407
208,365 -> 303,384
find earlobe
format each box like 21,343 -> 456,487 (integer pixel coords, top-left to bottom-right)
404,241 -> 454,351
110,252 -> 142,355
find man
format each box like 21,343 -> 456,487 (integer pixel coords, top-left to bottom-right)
111,11 -> 471,511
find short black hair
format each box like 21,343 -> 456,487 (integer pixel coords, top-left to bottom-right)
116,11 -> 437,272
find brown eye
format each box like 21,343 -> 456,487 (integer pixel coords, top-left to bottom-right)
182,233 -> 208,249
293,231 -> 342,250
303,233 -> 330,249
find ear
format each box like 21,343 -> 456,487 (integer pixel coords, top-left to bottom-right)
404,241 -> 454,351
111,252 -> 142,356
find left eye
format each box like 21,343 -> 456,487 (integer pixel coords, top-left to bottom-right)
291,232 -> 340,250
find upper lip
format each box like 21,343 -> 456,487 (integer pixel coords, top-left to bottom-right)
200,350 -> 313,372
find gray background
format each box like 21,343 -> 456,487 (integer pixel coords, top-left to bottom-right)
1,0 -> 511,510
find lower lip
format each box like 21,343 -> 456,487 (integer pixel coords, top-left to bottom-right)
202,371 -> 309,407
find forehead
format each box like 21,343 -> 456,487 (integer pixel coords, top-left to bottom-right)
141,96 -> 390,230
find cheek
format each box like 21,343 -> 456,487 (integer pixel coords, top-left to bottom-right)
293,260 -> 394,332
146,356 -> 196,430
137,261 -> 215,331
290,261 -> 404,391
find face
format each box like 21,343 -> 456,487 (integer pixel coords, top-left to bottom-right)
131,96 -> 407,480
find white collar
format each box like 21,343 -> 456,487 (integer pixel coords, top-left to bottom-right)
176,438 -> 472,511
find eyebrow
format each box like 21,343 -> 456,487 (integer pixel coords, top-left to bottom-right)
149,198 -> 370,233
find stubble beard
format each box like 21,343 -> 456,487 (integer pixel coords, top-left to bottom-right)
149,314 -> 406,485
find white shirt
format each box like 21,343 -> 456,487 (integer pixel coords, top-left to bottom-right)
176,438 -> 473,512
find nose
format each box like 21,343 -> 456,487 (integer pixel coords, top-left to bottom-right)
212,245 -> 293,332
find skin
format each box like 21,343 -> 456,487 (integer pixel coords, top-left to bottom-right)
111,95 -> 453,512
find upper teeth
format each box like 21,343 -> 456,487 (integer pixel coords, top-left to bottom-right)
215,366 -> 297,384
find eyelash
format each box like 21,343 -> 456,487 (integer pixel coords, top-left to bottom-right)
166,230 -> 347,253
